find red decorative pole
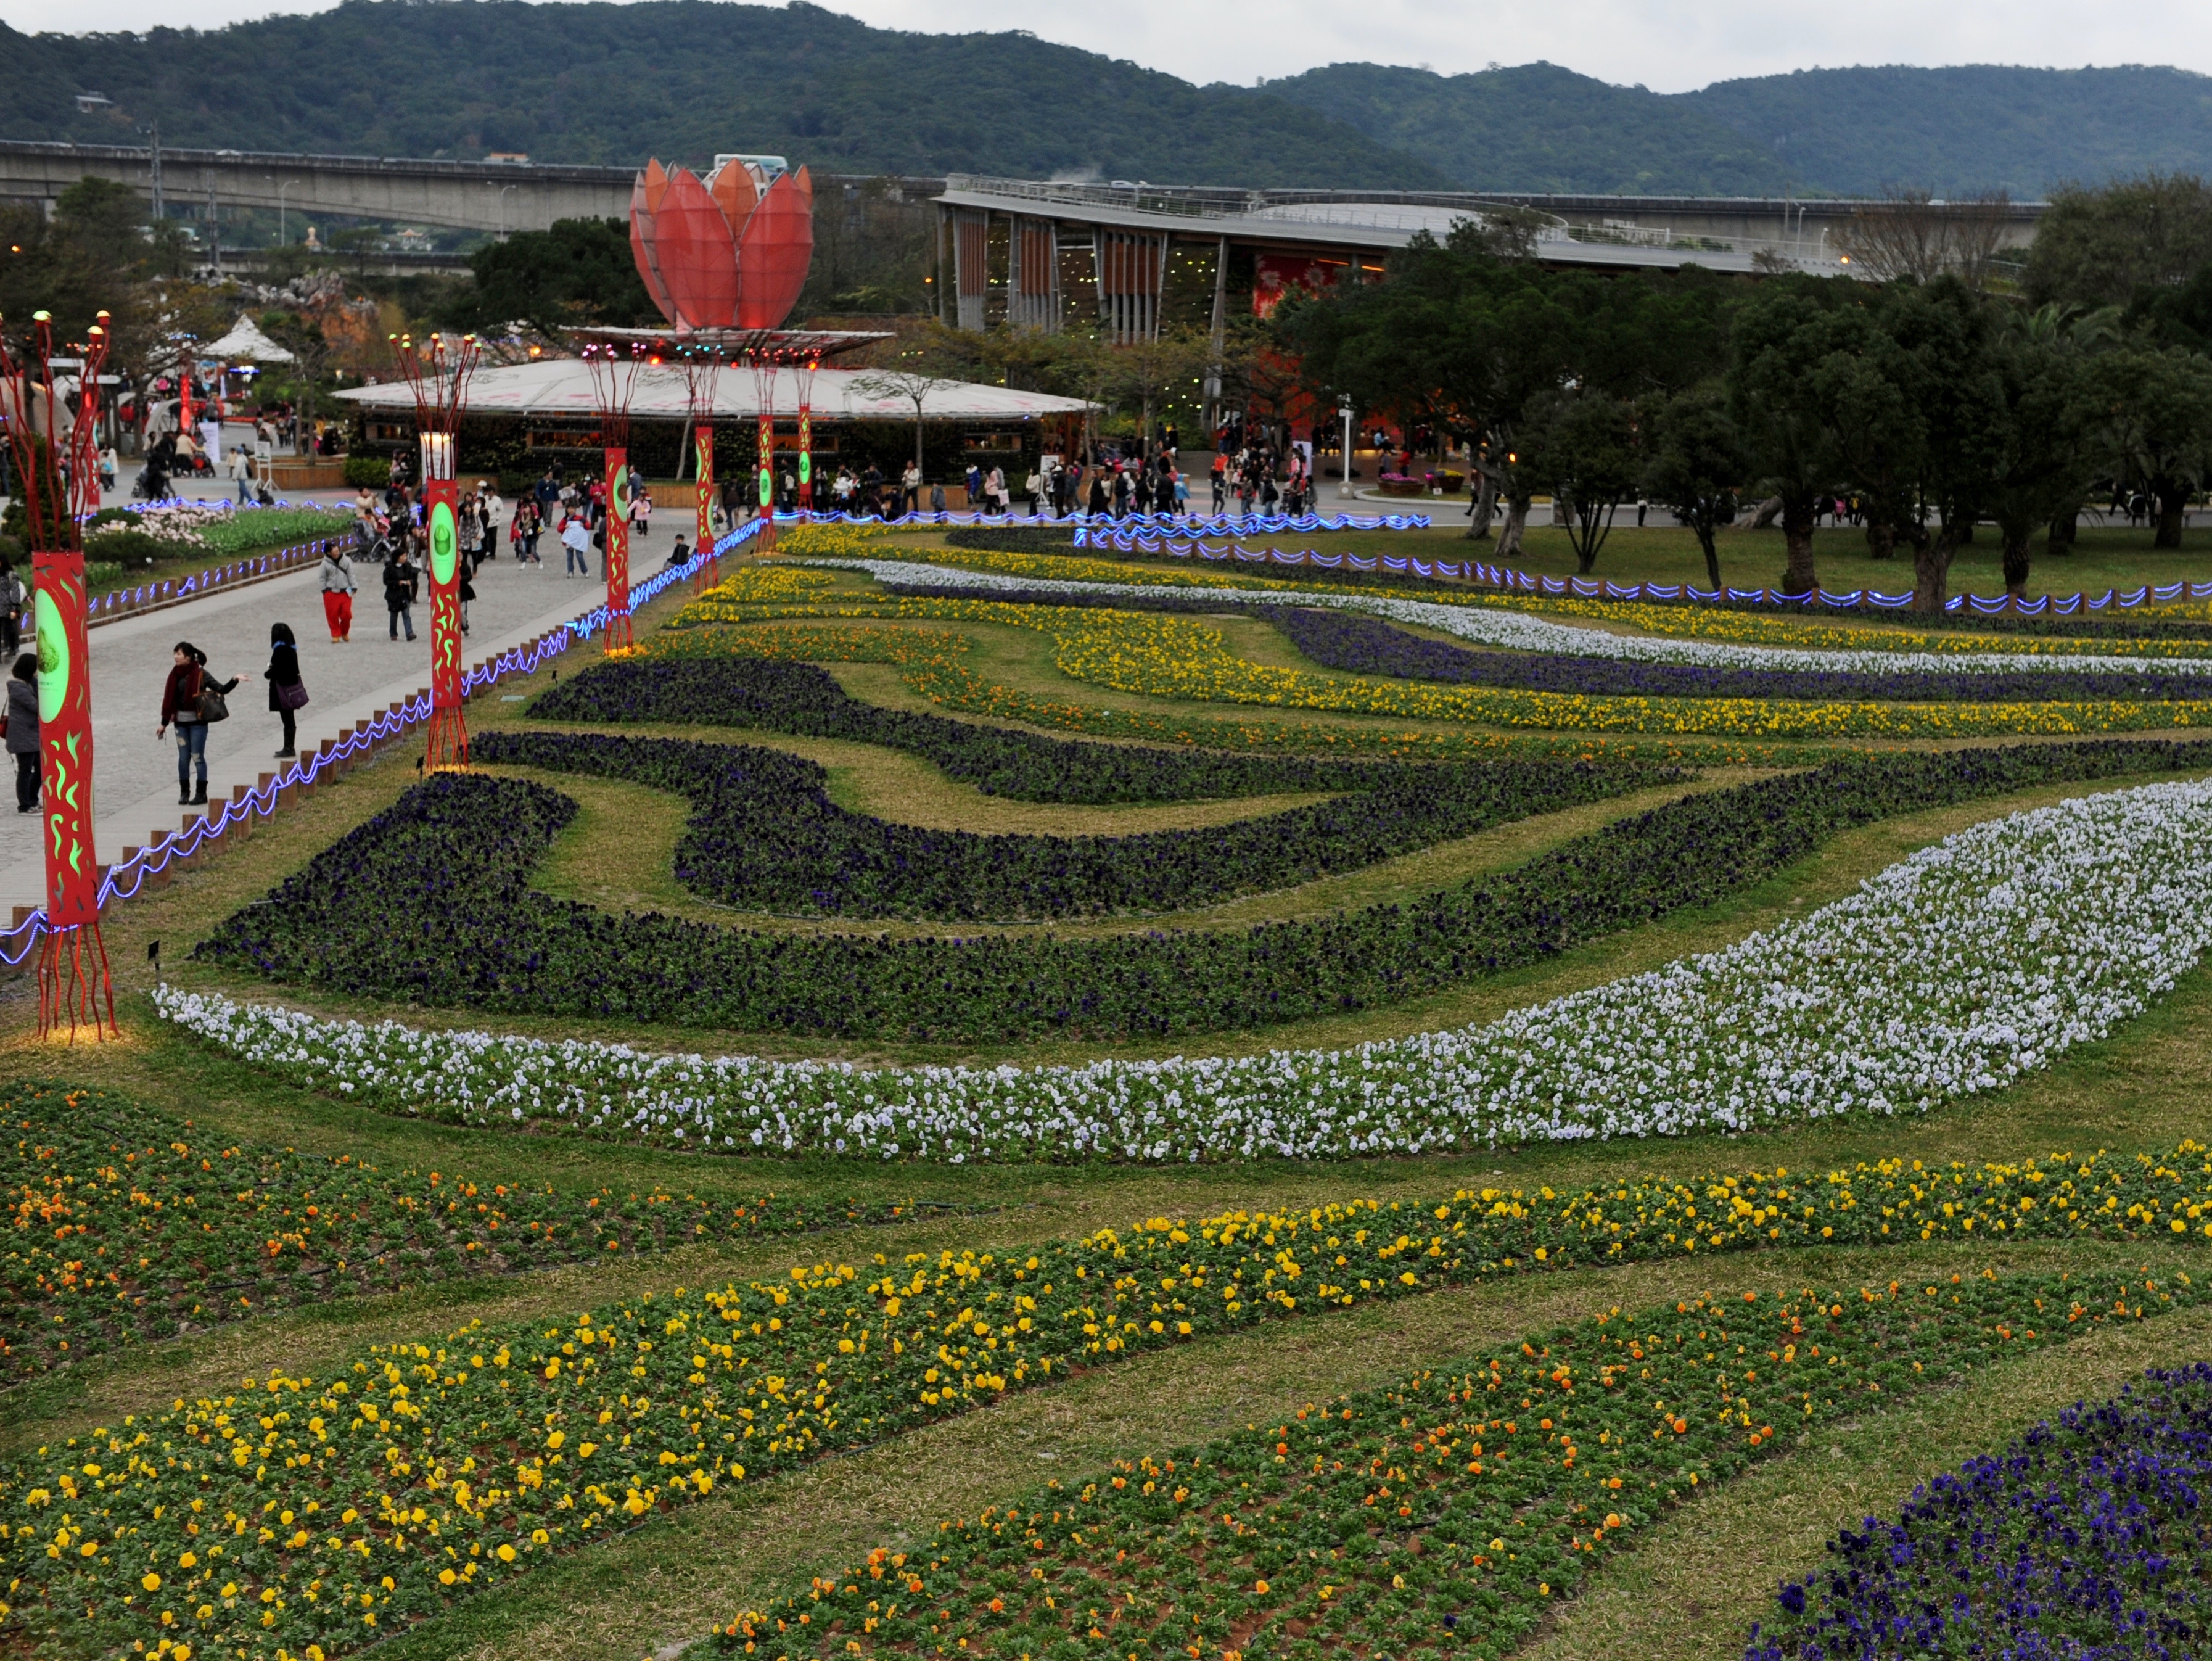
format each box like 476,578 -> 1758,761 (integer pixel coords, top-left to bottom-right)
393,332 -> 479,772
752,352 -> 776,550
1,308 -> 117,1040
580,339 -> 645,651
677,342 -> 726,591
607,446 -> 631,641
694,421 -> 715,580
796,353 -> 818,517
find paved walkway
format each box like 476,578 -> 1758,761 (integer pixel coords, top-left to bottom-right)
0,530 -> 692,913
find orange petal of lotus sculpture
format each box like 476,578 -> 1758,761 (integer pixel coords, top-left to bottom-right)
630,157 -> 815,332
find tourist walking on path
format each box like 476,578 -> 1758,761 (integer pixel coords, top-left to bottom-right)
319,543 -> 356,643
561,514 -> 590,577
383,545 -> 419,642
0,564 -> 22,655
156,641 -> 242,807
7,653 -> 37,815
226,445 -> 251,504
265,622 -> 306,759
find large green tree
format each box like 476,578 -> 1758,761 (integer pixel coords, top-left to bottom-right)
1640,384 -> 1751,590
1523,388 -> 1640,574
1725,280 -> 1859,593
440,218 -> 658,335
2094,347 -> 2212,549
2026,173 -> 2212,310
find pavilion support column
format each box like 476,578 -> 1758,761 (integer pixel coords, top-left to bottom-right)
1092,228 -> 1167,344
953,206 -> 990,331
1204,235 -> 1228,432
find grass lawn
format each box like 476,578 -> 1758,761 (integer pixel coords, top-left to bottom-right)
8,549 -> 2212,1661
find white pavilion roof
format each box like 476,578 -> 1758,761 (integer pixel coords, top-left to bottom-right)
333,360 -> 1094,422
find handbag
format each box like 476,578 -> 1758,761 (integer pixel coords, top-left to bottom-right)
278,680 -> 309,712
195,683 -> 231,724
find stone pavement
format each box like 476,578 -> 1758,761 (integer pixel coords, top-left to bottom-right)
0,527 -> 696,913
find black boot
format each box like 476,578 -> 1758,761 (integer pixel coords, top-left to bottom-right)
191,783 -> 208,806
179,783 -> 191,805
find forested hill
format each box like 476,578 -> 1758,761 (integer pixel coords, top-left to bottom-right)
9,0 -> 2212,198
0,0 -> 1450,188
1684,65 -> 2212,197
1265,62 -> 2212,197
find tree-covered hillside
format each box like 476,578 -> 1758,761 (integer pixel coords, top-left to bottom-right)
1261,62 -> 1797,196
12,3 -> 2212,199
1684,65 -> 2212,197
0,0 -> 1447,188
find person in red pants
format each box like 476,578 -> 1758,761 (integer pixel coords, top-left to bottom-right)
319,541 -> 356,643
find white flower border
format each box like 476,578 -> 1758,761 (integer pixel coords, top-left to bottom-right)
155,779 -> 2212,1163
821,558 -> 2212,680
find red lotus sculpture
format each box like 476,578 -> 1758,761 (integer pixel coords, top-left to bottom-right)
630,157 -> 814,332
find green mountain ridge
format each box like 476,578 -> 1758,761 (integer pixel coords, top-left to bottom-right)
8,3 -> 2212,199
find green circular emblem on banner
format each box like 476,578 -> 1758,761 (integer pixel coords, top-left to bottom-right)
799,450 -> 812,484
33,590 -> 66,725
429,500 -> 458,586
612,463 -> 633,521
759,464 -> 773,507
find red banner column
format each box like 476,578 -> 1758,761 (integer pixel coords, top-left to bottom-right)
694,422 -> 719,591
606,447 -> 634,649
34,550 -> 102,933
757,414 -> 775,549
422,461 -> 467,770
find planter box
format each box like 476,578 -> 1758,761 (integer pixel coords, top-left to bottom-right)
270,460 -> 348,490
1378,477 -> 1427,498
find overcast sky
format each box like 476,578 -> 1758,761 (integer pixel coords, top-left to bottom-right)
8,0 -> 2211,94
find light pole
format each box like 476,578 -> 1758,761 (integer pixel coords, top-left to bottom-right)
268,176 -> 294,246
491,183 -> 517,240
1338,395 -> 1355,500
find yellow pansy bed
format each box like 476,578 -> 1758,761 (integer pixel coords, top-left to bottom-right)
665,587 -> 2212,741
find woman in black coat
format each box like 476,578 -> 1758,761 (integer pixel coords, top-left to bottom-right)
266,622 -> 306,759
6,652 -> 37,814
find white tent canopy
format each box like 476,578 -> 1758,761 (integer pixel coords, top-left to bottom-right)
203,314 -> 297,365
332,359 -> 1093,422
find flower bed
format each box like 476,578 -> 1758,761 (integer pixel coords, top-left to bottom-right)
1493,592 -> 2212,660
835,559 -> 2212,677
125,501 -> 357,556
695,1269 -> 2201,1661
6,1146 -> 2204,1661
459,727 -> 1656,921
705,578 -> 2212,740
167,760 -> 2212,1145
1748,1362 -> 2212,1660
662,618 -> 1836,769
767,522 -> 890,559
526,655 -> 1658,806
0,1082 -> 940,1383
1274,604 -> 2212,704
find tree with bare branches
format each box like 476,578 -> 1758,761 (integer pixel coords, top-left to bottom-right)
1835,187 -> 2015,289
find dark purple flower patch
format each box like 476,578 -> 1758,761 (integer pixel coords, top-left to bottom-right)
194,739 -> 2212,1042
471,726 -> 1657,921
1272,605 -> 2212,704
528,654 -> 1503,804
1749,1361 -> 2212,1661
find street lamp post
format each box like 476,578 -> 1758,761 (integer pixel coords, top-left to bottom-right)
268,176 -> 294,246
1338,395 -> 1355,500
491,183 -> 517,240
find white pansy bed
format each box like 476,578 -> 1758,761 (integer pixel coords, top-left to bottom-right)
824,558 -> 2212,679
156,778 -> 2212,1163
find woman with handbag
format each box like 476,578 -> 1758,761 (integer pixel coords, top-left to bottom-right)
156,641 -> 243,806
266,622 -> 307,758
